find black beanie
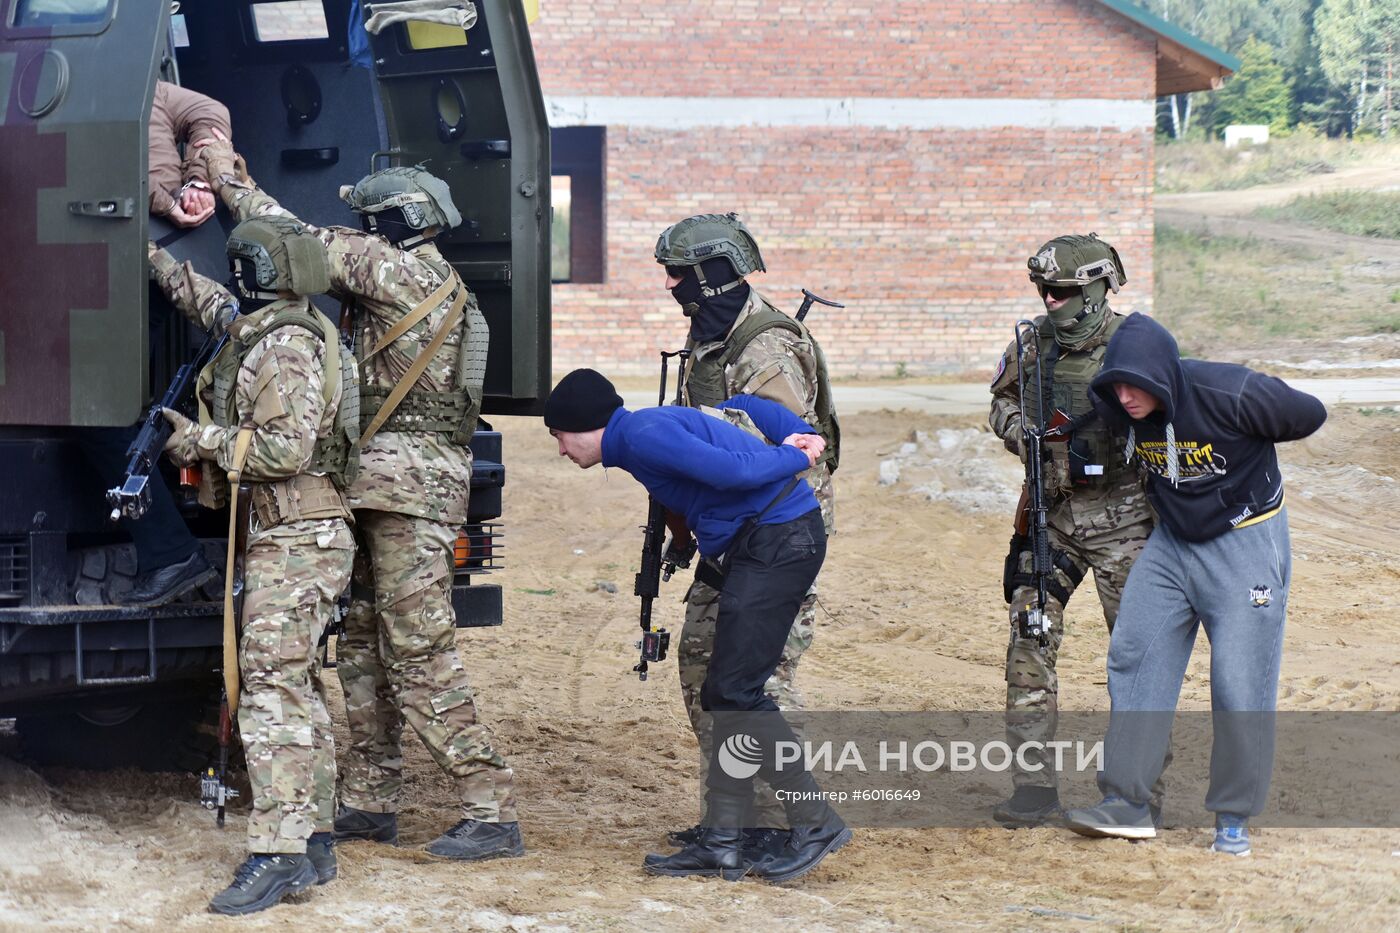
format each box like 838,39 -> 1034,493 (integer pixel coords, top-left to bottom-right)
544,368 -> 624,432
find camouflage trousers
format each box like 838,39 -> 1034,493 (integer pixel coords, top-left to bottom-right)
336,510 -> 517,823
1005,489 -> 1159,794
239,517 -> 355,855
679,570 -> 818,827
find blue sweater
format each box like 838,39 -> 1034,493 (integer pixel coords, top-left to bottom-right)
600,394 -> 821,557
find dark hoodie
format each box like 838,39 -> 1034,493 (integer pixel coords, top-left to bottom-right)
1089,313 -> 1327,542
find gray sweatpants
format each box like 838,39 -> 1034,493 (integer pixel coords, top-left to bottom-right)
1098,508 -> 1291,818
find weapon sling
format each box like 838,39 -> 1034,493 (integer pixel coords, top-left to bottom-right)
221,427 -> 254,709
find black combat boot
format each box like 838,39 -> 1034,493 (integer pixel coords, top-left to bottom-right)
741,828 -> 790,864
750,781 -> 852,884
126,551 -> 217,606
306,832 -> 337,884
333,806 -> 399,844
992,785 -> 1063,828
426,819 -> 525,860
643,790 -> 751,881
208,854 -> 318,916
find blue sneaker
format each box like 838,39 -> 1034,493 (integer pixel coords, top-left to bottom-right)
1063,795 -> 1156,840
1211,814 -> 1251,856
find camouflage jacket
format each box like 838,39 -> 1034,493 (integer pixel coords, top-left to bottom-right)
149,248 -> 346,509
203,159 -> 473,524
683,288 -> 834,532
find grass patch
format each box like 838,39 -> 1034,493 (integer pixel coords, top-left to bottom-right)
1255,190 -> 1400,239
1153,224 -> 1385,355
1156,134 -> 1396,194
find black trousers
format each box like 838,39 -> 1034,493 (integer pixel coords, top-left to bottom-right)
704,508 -> 826,800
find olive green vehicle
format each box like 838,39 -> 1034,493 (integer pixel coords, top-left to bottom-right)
0,0 -> 550,766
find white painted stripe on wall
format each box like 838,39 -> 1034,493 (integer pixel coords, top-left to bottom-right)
544,96 -> 1154,130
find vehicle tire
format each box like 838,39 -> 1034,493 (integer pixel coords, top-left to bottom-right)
15,686 -> 231,773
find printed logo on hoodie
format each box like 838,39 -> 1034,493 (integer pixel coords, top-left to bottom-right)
1134,438 -> 1227,482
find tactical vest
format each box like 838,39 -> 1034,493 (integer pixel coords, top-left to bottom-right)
355,260 -> 488,447
1021,313 -> 1129,491
685,298 -> 841,472
203,301 -> 360,493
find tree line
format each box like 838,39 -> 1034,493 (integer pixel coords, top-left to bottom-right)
1150,0 -> 1400,138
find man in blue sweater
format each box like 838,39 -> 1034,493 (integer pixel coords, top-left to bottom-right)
544,368 -> 851,883
1063,314 -> 1327,856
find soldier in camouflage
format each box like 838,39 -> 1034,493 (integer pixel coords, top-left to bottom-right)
655,213 -> 839,860
988,233 -> 1164,828
150,216 -> 357,914
197,141 -> 521,862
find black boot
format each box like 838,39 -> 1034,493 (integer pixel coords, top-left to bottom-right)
750,782 -> 852,884
992,785 -> 1062,828
208,854 -> 318,916
426,819 -> 525,861
126,551 -> 217,607
741,828 -> 790,864
306,832 -> 337,884
333,806 -> 399,844
643,790 -> 750,881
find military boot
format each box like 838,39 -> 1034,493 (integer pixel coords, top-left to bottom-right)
666,824 -> 705,847
992,785 -> 1063,828
750,779 -> 852,884
333,806 -> 399,844
741,828 -> 790,865
306,832 -> 336,884
208,854 -> 317,916
425,820 -> 525,861
643,790 -> 750,881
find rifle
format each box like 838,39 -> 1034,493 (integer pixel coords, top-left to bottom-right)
632,348 -> 693,681
796,288 -> 844,323
201,475 -> 249,826
107,311 -> 238,522
1010,320 -> 1057,649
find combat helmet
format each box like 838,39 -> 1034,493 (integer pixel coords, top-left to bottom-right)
1027,233 -> 1126,329
655,212 -> 765,298
227,215 -> 331,298
340,165 -> 462,246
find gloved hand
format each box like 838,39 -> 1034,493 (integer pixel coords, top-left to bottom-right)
193,133 -> 248,191
162,407 -> 201,464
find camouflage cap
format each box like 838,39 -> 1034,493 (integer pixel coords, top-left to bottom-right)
655,212 -> 766,277
1027,233 -> 1126,293
339,165 -> 462,232
226,215 -> 331,296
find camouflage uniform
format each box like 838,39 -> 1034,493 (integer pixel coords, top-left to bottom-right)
202,151 -> 517,824
679,288 -> 834,826
989,313 -> 1155,794
151,249 -> 355,854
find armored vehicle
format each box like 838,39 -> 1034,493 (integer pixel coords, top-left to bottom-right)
0,0 -> 550,766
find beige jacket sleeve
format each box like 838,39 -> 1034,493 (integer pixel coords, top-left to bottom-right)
148,81 -> 232,217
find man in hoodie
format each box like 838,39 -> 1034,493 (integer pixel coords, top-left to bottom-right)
988,234 -> 1158,827
546,369 -> 851,884
1063,313 -> 1326,856
655,213 -> 839,858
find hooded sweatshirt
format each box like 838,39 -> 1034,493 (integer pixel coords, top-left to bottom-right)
1089,314 -> 1327,542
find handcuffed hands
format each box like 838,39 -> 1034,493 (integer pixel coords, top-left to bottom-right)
782,433 -> 826,468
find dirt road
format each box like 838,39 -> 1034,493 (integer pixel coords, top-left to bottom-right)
3,403 -> 1398,931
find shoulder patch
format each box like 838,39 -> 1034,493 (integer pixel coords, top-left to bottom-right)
991,354 -> 1007,386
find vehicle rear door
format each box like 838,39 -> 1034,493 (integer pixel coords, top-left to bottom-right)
366,0 -> 551,416
0,0 -> 166,426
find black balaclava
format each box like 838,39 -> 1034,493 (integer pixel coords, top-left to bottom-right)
671,256 -> 751,343
228,262 -> 276,313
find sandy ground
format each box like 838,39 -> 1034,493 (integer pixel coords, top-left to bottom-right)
2,401 -> 1399,931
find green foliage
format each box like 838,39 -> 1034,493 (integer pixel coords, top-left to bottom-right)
1256,190 -> 1400,237
1210,37 -> 1295,132
1315,0 -> 1400,134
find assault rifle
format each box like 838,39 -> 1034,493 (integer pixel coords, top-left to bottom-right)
632,348 -> 694,681
106,308 -> 238,522
796,288 -> 844,323
1008,319 -> 1065,649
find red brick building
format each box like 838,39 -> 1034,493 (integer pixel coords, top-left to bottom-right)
530,0 -> 1234,377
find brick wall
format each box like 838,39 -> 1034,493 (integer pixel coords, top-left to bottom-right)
531,0 -> 1159,377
